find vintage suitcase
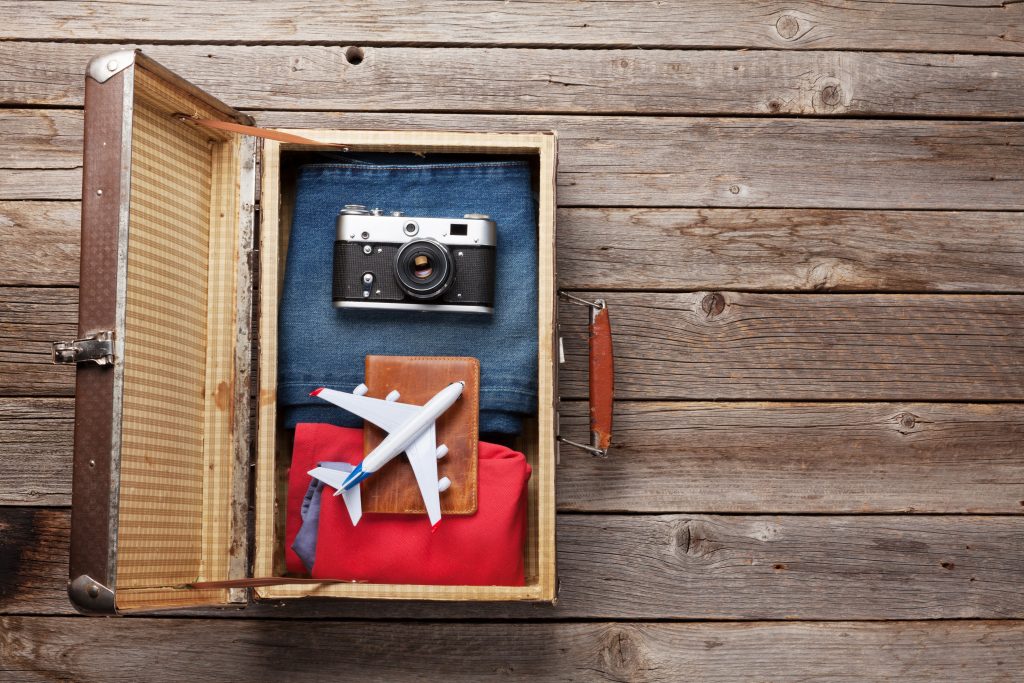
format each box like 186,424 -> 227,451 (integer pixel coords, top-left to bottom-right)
56,49 -> 612,614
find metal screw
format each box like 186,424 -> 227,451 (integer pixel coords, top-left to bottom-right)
457,251 -> 464,257
106,60 -> 119,72
88,584 -> 99,598
95,189 -> 103,196
361,231 -> 370,240
362,273 -> 373,284
363,245 -> 372,254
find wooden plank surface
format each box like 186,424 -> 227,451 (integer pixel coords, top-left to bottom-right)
6,399 -> 1021,513
6,43 -> 1024,117
2,1 -> 1020,53
7,108 -> 1024,209
3,617 -> 1023,683
0,399 -> 72,505
0,287 -> 75,397
558,208 -> 1024,292
1,6 -> 1022,679
559,292 -> 1024,401
3,507 -> 1023,620
557,402 -> 1024,513
0,202 -> 79,287
6,201 -> 1023,293
7,287 -> 1023,401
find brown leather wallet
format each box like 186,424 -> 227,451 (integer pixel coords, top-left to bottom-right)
359,356 -> 480,515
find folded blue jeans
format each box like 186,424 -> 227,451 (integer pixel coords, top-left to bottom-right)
279,157 -> 538,433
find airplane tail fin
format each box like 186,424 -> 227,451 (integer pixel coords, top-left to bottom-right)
307,464 -> 363,526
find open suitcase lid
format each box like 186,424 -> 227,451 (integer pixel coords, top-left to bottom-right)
64,49 -> 257,613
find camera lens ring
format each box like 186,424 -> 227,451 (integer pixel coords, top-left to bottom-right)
393,238 -> 454,300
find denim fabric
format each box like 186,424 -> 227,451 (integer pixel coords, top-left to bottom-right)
279,157 -> 538,433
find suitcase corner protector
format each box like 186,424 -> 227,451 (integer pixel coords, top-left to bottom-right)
68,574 -> 116,616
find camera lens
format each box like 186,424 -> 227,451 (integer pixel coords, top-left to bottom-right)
394,239 -> 454,300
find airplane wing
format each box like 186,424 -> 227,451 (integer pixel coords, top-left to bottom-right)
404,423 -> 443,528
312,387 -> 421,434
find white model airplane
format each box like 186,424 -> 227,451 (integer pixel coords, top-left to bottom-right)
306,381 -> 464,529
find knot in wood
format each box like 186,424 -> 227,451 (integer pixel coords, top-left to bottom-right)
701,292 -> 726,319
893,411 -> 921,435
821,84 -> 842,107
599,626 -> 648,679
775,14 -> 801,40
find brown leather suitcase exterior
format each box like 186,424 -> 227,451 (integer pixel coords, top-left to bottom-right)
59,49 -> 604,614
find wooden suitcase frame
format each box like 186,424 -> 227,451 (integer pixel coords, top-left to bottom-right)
63,49 -> 558,614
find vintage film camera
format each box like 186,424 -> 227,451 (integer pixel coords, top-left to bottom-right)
333,205 -> 497,314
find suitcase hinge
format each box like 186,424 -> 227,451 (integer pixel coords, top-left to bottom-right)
52,331 -> 115,366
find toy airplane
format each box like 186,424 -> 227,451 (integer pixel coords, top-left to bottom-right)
306,381 -> 464,529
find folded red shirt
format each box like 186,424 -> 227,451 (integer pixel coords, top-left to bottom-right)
286,423 -> 531,586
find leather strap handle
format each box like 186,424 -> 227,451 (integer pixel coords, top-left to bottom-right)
184,577 -> 362,589
560,294 -> 614,457
186,117 -> 351,148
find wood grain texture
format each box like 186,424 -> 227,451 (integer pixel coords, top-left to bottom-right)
3,618 -> 1023,683
3,507 -> 1023,619
0,398 -> 72,505
557,401 -> 1024,513
559,292 -> 1024,401
0,508 -> 68,615
6,287 -> 1024,401
1,1 -> 1020,52
7,400 -> 1021,513
8,108 -> 1024,209
0,202 -> 79,286
6,201 -> 1022,292
6,43 -> 1024,117
0,287 -> 75,397
557,208 -> 1024,292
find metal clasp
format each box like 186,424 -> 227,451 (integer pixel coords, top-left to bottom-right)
52,331 -> 115,366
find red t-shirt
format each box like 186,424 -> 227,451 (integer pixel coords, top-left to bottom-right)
286,423 -> 531,586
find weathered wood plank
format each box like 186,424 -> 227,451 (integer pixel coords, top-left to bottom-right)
7,399 -> 1021,513
0,288 -> 75,396
5,287 -> 1024,401
0,202 -> 79,286
8,108 -> 1024,209
557,208 -> 1024,292
6,43 -> 1024,117
3,617 -> 1023,683
3,508 -> 1023,619
559,292 -> 1024,401
0,109 -> 81,200
557,402 -> 1024,513
1,1 -> 1020,53
7,201 -> 1021,292
0,509 -> 68,615
0,398 -> 72,506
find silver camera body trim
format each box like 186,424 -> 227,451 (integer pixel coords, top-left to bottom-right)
336,208 -> 497,248
333,301 -> 494,314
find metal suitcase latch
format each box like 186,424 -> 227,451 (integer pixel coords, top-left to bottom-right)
52,331 -> 115,366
